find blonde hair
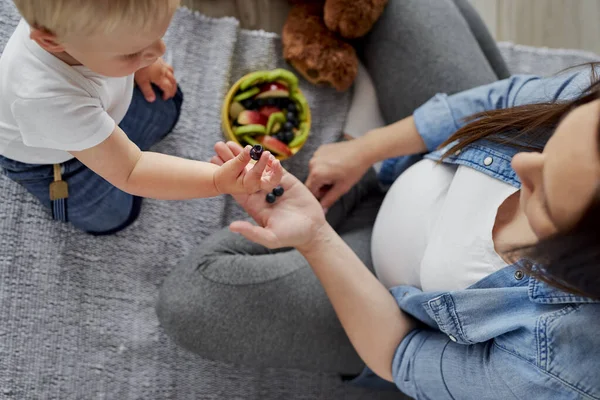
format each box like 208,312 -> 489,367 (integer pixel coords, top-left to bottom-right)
13,0 -> 180,38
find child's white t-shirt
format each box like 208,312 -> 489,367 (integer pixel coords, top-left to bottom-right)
0,20 -> 134,165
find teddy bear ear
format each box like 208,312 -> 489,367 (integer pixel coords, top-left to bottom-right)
324,0 -> 389,39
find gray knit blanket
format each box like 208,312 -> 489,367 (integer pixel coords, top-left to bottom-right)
1,1 -> 598,399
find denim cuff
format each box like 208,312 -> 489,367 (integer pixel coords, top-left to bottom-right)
413,94 -> 459,152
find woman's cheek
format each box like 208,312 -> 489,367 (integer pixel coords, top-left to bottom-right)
526,198 -> 557,239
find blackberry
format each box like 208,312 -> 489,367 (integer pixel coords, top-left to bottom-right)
249,144 -> 264,161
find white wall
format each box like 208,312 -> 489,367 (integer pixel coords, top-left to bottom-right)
469,0 -> 600,54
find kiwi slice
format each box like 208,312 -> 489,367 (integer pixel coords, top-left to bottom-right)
266,112 -> 286,135
234,125 -> 267,136
233,87 -> 260,102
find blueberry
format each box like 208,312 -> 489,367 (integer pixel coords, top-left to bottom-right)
276,98 -> 290,108
241,99 -> 255,109
283,121 -> 294,131
274,132 -> 285,142
266,193 -> 277,204
266,98 -> 277,106
282,130 -> 295,144
286,111 -> 296,121
250,144 -> 263,161
254,99 -> 269,108
273,186 -> 284,197
287,102 -> 297,112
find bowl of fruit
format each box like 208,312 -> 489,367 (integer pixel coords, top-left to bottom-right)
222,69 -> 311,160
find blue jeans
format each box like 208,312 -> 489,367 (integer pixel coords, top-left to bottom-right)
0,84 -> 184,235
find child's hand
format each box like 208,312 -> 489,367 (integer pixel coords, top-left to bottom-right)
211,142 -> 284,196
134,58 -> 177,102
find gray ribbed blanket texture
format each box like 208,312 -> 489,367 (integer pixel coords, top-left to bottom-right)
1,1 -> 598,398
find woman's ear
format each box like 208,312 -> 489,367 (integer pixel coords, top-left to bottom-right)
30,28 -> 65,52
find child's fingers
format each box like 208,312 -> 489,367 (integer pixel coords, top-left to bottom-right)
214,141 -> 236,162
167,71 -> 177,85
138,81 -> 156,102
226,141 -> 245,156
167,80 -> 177,99
167,76 -> 177,98
246,151 -> 270,186
210,156 -> 224,166
223,145 -> 252,177
160,78 -> 176,100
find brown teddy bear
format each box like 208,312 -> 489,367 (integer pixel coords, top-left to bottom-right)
282,0 -> 389,92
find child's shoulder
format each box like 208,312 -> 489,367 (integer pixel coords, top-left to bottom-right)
1,20 -> 93,101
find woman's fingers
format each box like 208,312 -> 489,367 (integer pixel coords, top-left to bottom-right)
306,170 -> 331,198
263,158 -> 284,191
229,221 -> 280,249
318,183 -> 348,209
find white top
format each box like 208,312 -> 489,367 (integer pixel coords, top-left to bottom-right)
371,159 -> 518,292
343,62 -> 385,173
0,20 -> 134,164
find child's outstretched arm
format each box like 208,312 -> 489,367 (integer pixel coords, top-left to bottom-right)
70,125 -> 283,200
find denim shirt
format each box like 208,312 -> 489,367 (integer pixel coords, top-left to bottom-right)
353,70 -> 600,399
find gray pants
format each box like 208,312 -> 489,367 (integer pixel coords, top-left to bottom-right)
156,0 -> 508,375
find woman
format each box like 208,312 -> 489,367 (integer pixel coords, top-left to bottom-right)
156,0 -> 600,398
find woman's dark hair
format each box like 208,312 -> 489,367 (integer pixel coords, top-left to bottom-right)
440,64 -> 600,299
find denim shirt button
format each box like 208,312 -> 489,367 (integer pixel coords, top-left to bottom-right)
448,334 -> 457,342
483,156 -> 494,166
454,149 -> 461,156
514,270 -> 525,280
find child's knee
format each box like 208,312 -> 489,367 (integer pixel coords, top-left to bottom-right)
70,195 -> 142,235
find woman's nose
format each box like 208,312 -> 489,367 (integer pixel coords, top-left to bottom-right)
512,151 -> 545,190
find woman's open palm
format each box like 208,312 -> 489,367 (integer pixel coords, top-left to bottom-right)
211,142 -> 326,249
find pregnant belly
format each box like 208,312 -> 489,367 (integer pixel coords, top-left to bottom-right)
371,159 -> 455,289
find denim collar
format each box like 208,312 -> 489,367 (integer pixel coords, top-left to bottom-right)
468,262 -> 600,305
527,276 -> 600,304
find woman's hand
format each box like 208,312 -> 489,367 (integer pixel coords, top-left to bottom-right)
212,142 -> 327,249
305,138 -> 373,209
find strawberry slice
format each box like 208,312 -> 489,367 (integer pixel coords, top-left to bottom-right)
256,135 -> 293,157
255,82 -> 290,99
238,110 -> 268,126
259,106 -> 282,118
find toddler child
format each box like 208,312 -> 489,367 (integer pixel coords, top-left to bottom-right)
0,0 -> 282,235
